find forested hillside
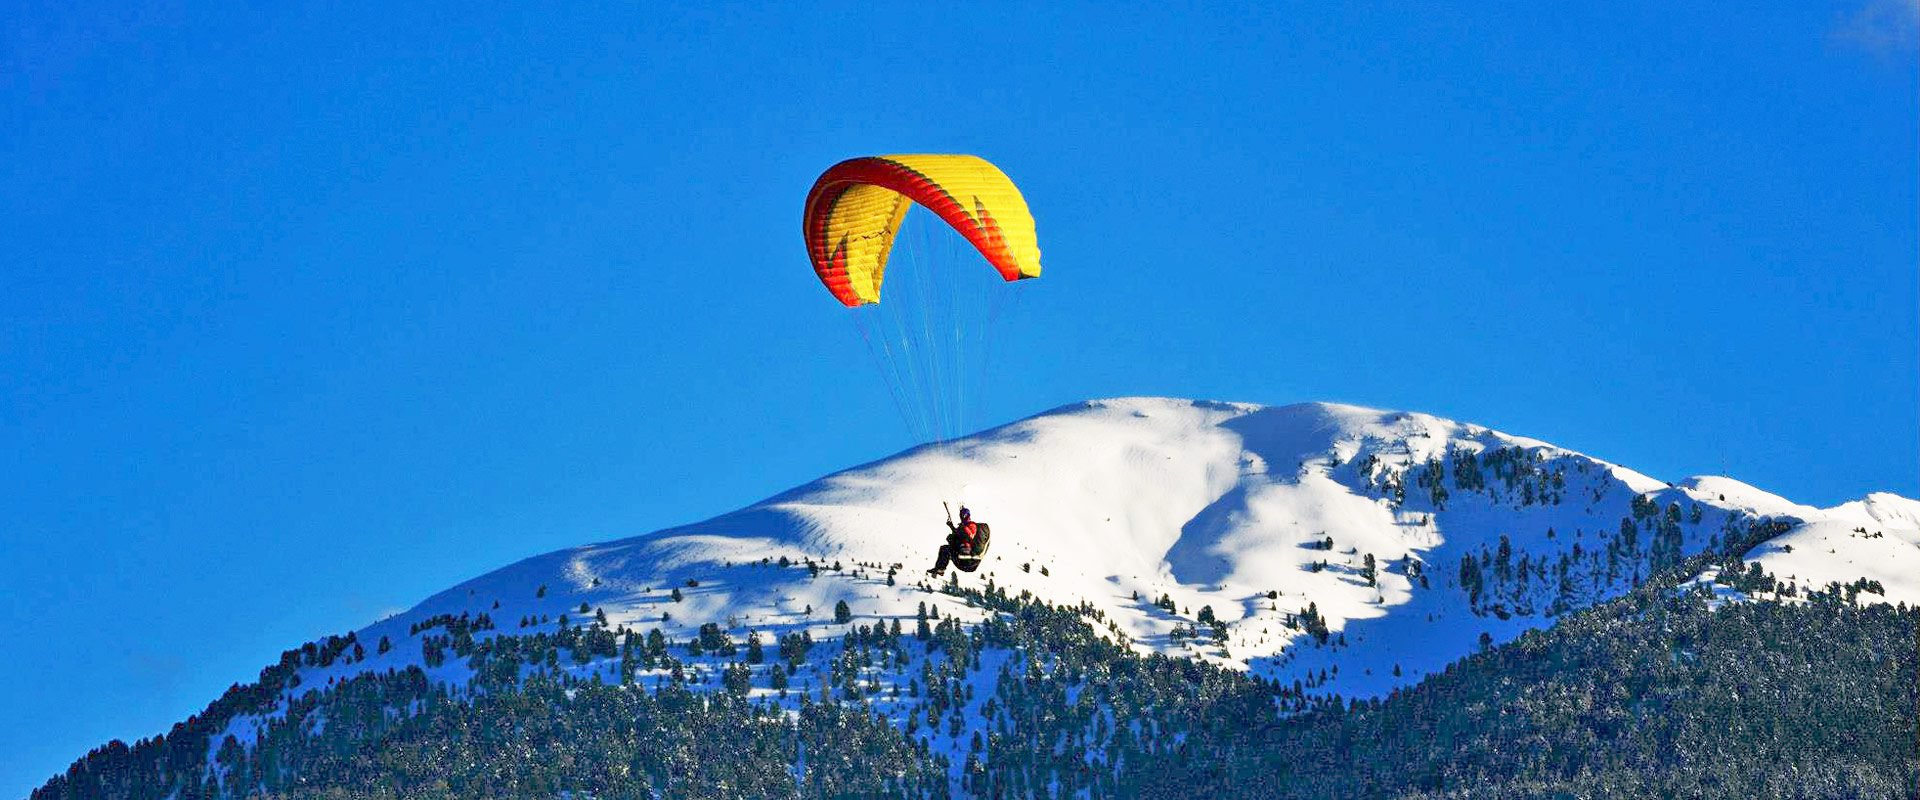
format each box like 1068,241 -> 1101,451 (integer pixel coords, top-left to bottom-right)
36,566 -> 1916,799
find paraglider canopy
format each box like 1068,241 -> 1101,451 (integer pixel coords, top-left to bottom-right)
803,154 -> 1042,447
803,154 -> 1042,307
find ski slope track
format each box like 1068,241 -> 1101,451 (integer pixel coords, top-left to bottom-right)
213,397 -> 1919,769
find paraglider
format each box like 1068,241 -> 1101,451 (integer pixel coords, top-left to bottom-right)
803,154 -> 1040,577
926,504 -> 991,578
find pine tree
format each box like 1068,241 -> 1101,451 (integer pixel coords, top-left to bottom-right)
723,662 -> 752,697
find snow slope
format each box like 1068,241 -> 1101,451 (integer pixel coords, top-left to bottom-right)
275,399 -> 1909,694
1710,492 -> 1920,606
215,398 -> 1916,767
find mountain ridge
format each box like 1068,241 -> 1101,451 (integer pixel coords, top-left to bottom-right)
36,396 -> 1918,798
296,397 -> 1916,702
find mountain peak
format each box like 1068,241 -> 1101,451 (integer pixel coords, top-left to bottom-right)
183,396 -> 1916,776
326,397 -> 1832,699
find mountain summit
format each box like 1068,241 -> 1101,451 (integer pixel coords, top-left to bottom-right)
39,397 -> 1918,799
299,398 -> 1916,703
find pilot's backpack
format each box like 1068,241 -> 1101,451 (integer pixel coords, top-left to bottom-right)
960,523 -> 992,560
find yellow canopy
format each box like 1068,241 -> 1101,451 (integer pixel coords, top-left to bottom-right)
803,154 -> 1041,307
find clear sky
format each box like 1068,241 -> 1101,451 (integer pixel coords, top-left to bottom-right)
2,2 -> 1914,794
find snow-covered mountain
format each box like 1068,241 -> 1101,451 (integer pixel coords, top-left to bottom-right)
41,396 -> 1908,799
249,397 -> 1916,723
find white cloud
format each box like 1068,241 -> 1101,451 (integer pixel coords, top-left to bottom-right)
1831,0 -> 1920,56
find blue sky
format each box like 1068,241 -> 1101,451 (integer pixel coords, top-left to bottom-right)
2,2 -> 1914,793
